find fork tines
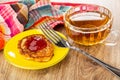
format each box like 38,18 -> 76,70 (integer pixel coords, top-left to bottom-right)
40,21 -> 62,44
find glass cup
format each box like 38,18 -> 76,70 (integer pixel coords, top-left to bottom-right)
63,4 -> 117,46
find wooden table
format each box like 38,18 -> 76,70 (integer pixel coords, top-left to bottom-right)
0,0 -> 120,80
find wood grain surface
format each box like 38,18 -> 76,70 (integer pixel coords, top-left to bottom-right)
0,0 -> 120,80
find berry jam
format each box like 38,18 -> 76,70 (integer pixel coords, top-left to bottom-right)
25,35 -> 47,52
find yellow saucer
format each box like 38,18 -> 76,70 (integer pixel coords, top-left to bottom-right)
4,29 -> 69,70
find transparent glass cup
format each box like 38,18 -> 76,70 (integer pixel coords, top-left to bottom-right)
63,4 -> 118,46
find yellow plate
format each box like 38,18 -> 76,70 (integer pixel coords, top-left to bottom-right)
4,29 -> 69,70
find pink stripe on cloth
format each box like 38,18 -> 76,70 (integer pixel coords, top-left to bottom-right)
51,2 -> 84,6
0,4 -> 24,37
5,15 -> 24,37
0,1 -> 19,4
0,4 -> 16,19
51,2 -> 99,11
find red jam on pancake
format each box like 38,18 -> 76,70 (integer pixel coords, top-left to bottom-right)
18,34 -> 54,62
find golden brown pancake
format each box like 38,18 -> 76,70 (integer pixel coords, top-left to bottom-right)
18,34 -> 54,62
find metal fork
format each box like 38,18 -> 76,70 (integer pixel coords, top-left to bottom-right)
40,21 -> 120,78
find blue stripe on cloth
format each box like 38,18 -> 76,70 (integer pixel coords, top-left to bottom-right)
59,6 -> 71,13
19,0 -> 36,7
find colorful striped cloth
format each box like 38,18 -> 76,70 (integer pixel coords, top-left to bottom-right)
0,0 -> 89,50
0,2 -> 28,50
0,0 -> 72,50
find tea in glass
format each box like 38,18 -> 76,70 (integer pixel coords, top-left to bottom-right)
64,4 -> 113,46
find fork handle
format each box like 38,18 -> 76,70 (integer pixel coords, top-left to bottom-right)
71,46 -> 120,78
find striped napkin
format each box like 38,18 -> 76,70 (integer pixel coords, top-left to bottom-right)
0,2 -> 28,50
0,0 -> 83,50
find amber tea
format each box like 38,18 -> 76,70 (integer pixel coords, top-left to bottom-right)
64,5 -> 112,46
